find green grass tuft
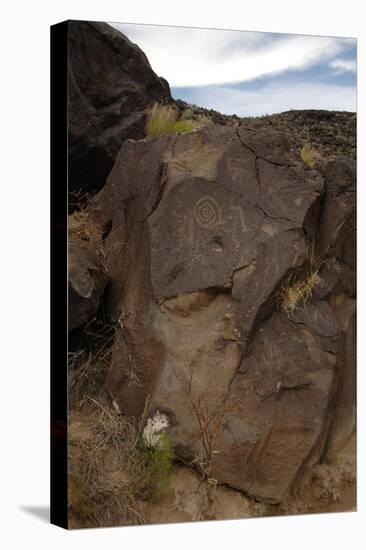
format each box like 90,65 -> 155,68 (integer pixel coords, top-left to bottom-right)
138,432 -> 174,501
145,103 -> 199,137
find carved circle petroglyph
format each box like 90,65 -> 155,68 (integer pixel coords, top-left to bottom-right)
194,196 -> 222,229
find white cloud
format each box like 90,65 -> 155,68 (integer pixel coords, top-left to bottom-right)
111,22 -> 354,87
329,58 -> 357,73
176,82 -> 356,116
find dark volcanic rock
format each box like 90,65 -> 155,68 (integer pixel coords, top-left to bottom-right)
326,295 -> 356,456
85,121 -> 356,502
217,302 -> 340,502
68,211 -> 108,332
68,21 -> 172,196
316,155 -> 356,271
315,155 -> 356,455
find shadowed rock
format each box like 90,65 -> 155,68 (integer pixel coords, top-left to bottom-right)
68,211 -> 108,332
68,21 -> 172,196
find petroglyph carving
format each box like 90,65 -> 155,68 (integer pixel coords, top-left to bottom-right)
262,342 -> 284,368
194,196 -> 222,229
230,205 -> 248,232
193,196 -> 251,234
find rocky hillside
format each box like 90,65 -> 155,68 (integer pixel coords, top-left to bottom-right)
67,21 -> 356,527
244,110 -> 356,160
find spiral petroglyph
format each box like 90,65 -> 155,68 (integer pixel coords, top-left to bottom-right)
194,196 -> 222,229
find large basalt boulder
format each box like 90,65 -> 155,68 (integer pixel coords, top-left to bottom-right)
68,21 -> 172,195
84,115 -> 355,502
91,122 -> 355,502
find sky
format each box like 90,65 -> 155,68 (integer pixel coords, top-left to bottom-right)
111,22 -> 357,117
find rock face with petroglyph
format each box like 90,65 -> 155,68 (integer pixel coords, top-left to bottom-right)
91,122 -> 355,503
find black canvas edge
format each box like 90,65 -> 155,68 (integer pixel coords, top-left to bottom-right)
50,20 -> 69,529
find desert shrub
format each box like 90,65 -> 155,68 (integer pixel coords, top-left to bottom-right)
145,103 -> 198,137
181,109 -> 213,127
181,108 -> 194,120
196,114 -> 214,126
301,143 -> 316,168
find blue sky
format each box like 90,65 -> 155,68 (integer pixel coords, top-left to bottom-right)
111,22 -> 357,117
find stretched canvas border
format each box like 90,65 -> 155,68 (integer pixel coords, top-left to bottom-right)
50,20 -> 68,529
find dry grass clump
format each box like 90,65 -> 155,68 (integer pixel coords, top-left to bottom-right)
69,321 -> 174,527
68,192 -> 102,244
68,397 -> 174,528
68,397 -> 146,527
69,351 -> 109,408
145,103 -> 199,137
279,240 -> 323,316
68,322 -> 115,407
69,212 -> 102,248
68,189 -> 93,214
279,272 -> 321,316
